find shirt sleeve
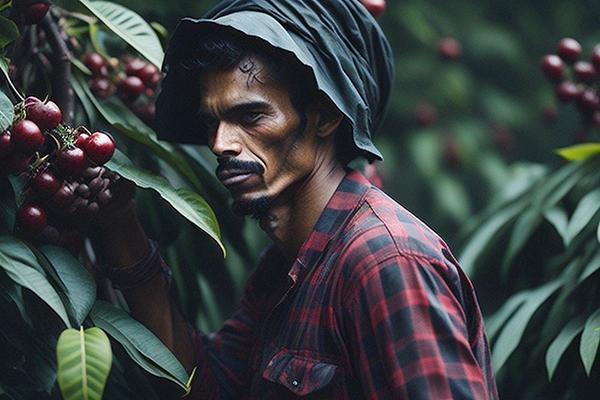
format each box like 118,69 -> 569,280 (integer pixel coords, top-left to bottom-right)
342,253 -> 494,400
187,246 -> 287,399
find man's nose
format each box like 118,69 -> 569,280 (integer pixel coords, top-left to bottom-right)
208,122 -> 242,157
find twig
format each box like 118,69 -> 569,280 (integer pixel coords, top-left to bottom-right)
40,12 -> 74,124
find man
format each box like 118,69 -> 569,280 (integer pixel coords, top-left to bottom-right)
94,0 -> 498,398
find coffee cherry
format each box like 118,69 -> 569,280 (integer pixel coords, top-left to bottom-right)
84,53 -> 108,76
541,55 -> 564,81
74,132 -> 89,148
97,188 -> 112,205
148,72 -> 161,88
50,182 -> 76,208
23,2 -> 50,25
573,62 -> 597,83
16,203 -> 47,236
555,81 -> 581,102
12,120 -> 44,154
443,137 -> 460,168
577,89 -> 600,112
32,170 -> 61,199
125,58 -> 146,76
39,224 -> 60,245
59,228 -> 84,255
414,103 -> 438,127
117,76 -> 144,100
90,77 -> 114,97
25,97 -> 62,131
0,131 -> 13,158
591,45 -> 600,69
84,132 -> 115,165
360,0 -> 386,18
134,63 -> 159,84
133,103 -> 155,124
557,38 -> 581,63
55,147 -> 87,176
438,37 -> 462,60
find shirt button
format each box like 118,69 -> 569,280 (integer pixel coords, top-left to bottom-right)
291,379 -> 299,387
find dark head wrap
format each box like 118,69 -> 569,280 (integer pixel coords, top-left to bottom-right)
155,0 -> 394,161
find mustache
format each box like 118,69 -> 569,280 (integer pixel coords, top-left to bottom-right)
215,158 -> 265,176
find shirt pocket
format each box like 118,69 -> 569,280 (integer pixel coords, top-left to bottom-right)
262,348 -> 340,397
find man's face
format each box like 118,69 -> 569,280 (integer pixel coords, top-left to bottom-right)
198,55 -> 320,218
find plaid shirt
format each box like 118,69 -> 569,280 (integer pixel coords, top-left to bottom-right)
189,169 -> 498,399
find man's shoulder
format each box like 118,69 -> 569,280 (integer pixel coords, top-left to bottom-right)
336,185 -> 455,271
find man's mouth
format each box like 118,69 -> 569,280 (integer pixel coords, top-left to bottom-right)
217,170 -> 256,187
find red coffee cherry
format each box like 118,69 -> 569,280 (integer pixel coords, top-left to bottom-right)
125,58 -> 146,76
84,132 -> 115,165
90,77 -> 114,97
413,103 -> 438,127
556,38 -> 581,63
55,147 -> 87,176
134,63 -> 159,84
573,62 -> 597,83
117,76 -> 145,100
360,0 -> 386,18
16,203 -> 47,236
31,169 -> 62,199
84,53 -> 108,76
50,182 -> 76,208
541,55 -> 564,81
591,45 -> 600,69
438,37 -> 462,60
74,132 -> 89,148
23,2 -> 50,25
12,120 -> 44,154
555,81 -> 581,102
0,130 -> 13,158
577,89 -> 600,112
25,97 -> 62,131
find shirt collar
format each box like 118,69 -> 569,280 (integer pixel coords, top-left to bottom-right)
288,168 -> 371,281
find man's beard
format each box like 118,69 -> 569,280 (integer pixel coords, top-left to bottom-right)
232,195 -> 274,219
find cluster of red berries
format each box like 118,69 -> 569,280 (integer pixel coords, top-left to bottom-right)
541,38 -> 600,127
84,52 -> 160,125
0,96 -> 117,252
14,0 -> 50,25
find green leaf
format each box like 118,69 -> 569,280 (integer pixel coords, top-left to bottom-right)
106,150 -> 225,256
0,15 -> 19,49
556,143 -> 600,161
597,220 -> 600,244
564,188 -> 600,245
580,308 -> 600,375
0,89 -> 14,132
79,0 -> 163,67
89,300 -> 189,389
486,291 -> 528,339
0,236 -> 71,327
492,279 -> 562,372
546,317 -> 585,380
544,207 -> 569,245
57,327 -> 112,400
0,57 -> 23,100
40,246 -> 96,326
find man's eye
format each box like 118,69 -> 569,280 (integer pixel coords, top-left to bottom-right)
240,112 -> 263,125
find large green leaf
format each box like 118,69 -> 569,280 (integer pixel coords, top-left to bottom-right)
89,300 -> 189,390
0,88 -> 14,132
0,57 -> 23,100
57,327 -> 112,400
544,207 -> 569,245
0,236 -> 71,327
0,15 -> 18,50
79,0 -> 163,67
106,150 -> 225,256
546,317 -> 585,380
40,246 -> 97,326
564,188 -> 600,245
492,278 -> 562,371
580,308 -> 600,375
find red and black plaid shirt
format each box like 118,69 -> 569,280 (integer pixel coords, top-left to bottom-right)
189,169 -> 498,399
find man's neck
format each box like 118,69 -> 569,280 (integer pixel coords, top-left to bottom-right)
259,160 -> 346,262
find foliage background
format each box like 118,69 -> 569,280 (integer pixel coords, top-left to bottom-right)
1,0 -> 600,399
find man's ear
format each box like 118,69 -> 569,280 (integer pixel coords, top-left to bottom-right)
311,92 -> 344,138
